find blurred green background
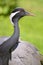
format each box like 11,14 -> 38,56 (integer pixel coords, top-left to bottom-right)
0,0 -> 43,54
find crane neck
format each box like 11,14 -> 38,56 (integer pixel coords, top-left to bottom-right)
0,18 -> 20,53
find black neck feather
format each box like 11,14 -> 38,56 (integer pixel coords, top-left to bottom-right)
0,18 -> 19,53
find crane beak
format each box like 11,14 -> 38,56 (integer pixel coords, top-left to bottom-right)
25,12 -> 35,16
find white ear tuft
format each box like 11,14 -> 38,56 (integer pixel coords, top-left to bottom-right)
10,11 -> 20,25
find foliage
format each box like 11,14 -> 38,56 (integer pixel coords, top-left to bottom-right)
0,0 -> 17,15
